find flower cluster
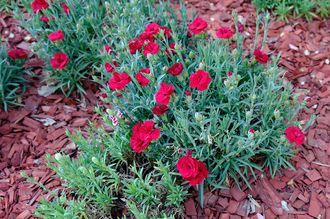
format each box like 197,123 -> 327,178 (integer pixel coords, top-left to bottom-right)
30,0 -> 70,70
104,17 -> 305,186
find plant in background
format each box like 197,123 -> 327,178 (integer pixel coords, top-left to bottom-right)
0,46 -> 28,111
253,0 -> 330,22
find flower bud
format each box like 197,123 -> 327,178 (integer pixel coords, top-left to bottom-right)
91,157 -> 99,165
54,153 -> 62,161
245,110 -> 252,119
274,109 -> 280,119
189,51 -> 195,59
250,94 -> 256,101
195,112 -> 204,123
198,62 -> 204,69
207,134 -> 213,144
78,166 -> 88,174
174,43 -> 180,51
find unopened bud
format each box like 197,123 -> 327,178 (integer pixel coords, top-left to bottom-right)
195,112 -> 204,123
54,153 -> 62,161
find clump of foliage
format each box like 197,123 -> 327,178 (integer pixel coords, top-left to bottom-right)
0,46 -> 28,111
24,0 -> 310,218
253,0 -> 330,22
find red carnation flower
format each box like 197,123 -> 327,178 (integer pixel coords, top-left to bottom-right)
144,22 -> 161,36
60,2 -> 70,14
31,0 -> 49,13
248,128 -> 255,134
216,27 -> 234,39
40,15 -> 49,23
155,82 -> 175,105
8,49 -> 28,59
138,68 -> 150,74
50,52 -> 68,70
130,120 -> 161,153
254,49 -> 268,64
101,45 -> 112,54
128,38 -> 143,54
108,72 -> 131,91
177,155 -> 208,186
152,104 -> 168,116
188,17 -> 208,35
48,30 -> 64,42
185,90 -> 192,96
143,41 -> 160,57
228,71 -> 233,77
161,26 -> 172,38
139,32 -> 154,44
105,62 -> 115,73
285,126 -> 305,146
189,70 -> 212,91
167,63 -> 183,76
136,72 -> 150,86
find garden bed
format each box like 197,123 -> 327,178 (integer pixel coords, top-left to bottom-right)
0,0 -> 330,218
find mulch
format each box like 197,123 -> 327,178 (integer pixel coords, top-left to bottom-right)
177,0 -> 330,218
1,0 -> 330,218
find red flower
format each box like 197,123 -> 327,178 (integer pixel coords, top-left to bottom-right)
143,42 -> 160,57
185,90 -> 192,96
139,32 -> 154,44
40,15 -> 49,23
177,156 -> 208,186
101,93 -> 107,98
138,68 -> 150,74
248,128 -> 255,134
60,2 -> 70,14
167,63 -> 183,76
152,104 -> 168,116
105,62 -> 115,73
189,70 -> 212,91
128,38 -> 143,54
112,59 -> 118,67
50,52 -> 68,70
188,17 -> 208,35
136,72 -> 150,86
238,22 -> 244,33
31,0 -> 49,13
216,27 -> 234,39
254,49 -> 268,64
130,120 -> 161,153
227,71 -> 233,77
165,42 -> 176,57
155,82 -> 175,105
108,72 -> 131,90
285,126 -> 304,146
48,30 -> 64,42
101,45 -> 112,54
161,26 -> 172,38
144,22 -> 161,36
8,49 -> 28,59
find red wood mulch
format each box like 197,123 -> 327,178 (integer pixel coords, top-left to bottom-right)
178,0 -> 330,218
1,0 -> 330,218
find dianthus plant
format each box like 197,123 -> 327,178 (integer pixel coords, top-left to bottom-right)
100,10 -> 307,190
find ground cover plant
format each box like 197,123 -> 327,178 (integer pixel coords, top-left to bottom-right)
21,0 -> 310,218
253,0 -> 330,22
16,0 -> 157,96
0,46 -> 28,111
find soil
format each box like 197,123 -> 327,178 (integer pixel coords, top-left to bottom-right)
1,0 -> 330,218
